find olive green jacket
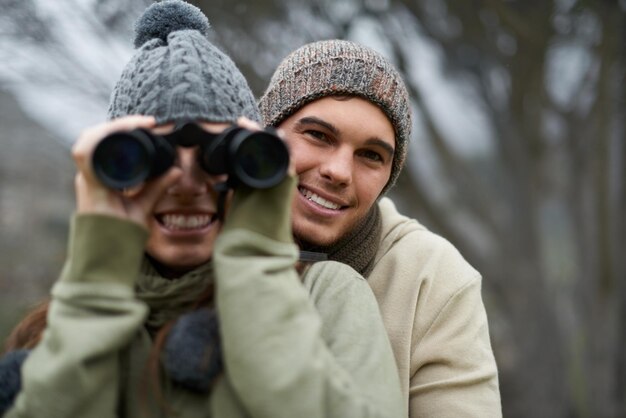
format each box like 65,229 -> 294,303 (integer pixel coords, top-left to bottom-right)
6,178 -> 403,418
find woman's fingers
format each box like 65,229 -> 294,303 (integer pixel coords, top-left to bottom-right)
236,116 -> 262,131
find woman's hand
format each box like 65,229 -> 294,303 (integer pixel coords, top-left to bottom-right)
71,115 -> 181,228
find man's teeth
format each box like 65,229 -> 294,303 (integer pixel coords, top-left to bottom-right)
300,188 -> 341,210
161,214 -> 212,230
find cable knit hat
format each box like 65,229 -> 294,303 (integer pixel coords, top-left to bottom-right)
108,0 -> 260,125
259,40 -> 412,195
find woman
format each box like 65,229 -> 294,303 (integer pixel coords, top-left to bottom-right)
2,1 -> 402,417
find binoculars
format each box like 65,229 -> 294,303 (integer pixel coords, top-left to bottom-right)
92,122 -> 289,190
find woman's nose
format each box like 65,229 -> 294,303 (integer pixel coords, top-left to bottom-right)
166,147 -> 209,197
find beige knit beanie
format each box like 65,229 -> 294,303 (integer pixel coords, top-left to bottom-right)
259,39 -> 411,195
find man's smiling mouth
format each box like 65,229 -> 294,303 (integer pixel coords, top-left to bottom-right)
299,187 -> 343,210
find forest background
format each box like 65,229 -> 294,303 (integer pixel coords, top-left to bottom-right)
0,0 -> 624,416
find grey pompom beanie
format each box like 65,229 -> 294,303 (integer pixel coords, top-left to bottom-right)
259,40 -> 411,196
108,0 -> 260,125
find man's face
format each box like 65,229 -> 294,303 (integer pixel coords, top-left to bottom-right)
145,122 -> 230,277
279,97 -> 395,246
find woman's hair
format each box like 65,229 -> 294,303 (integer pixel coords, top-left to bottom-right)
3,299 -> 49,353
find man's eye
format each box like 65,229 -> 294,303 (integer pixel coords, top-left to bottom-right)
360,150 -> 383,162
305,130 -> 330,142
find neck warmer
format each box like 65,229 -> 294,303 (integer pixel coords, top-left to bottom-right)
297,204 -> 381,277
136,259 -> 214,334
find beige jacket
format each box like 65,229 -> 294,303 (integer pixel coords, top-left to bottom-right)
369,198 -> 501,418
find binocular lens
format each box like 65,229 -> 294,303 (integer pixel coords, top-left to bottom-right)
92,131 -> 154,189
232,131 -> 289,189
92,124 -> 289,190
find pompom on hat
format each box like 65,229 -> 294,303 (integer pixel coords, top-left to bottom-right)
259,39 -> 412,196
108,0 -> 260,125
132,0 -> 210,48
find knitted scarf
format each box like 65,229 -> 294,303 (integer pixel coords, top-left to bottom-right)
136,259 -> 222,392
296,204 -> 381,277
136,259 -> 214,333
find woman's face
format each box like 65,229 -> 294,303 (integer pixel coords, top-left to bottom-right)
145,122 -> 230,278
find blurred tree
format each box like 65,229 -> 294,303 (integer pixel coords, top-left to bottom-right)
387,1 -> 624,417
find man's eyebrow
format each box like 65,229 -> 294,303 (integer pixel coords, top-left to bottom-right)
295,116 -> 339,136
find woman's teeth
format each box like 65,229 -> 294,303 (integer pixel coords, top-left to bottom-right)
160,214 -> 213,230
299,188 -> 341,210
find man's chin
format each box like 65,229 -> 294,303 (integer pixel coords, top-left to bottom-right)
293,226 -> 341,249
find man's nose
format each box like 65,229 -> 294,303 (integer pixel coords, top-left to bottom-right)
318,148 -> 353,187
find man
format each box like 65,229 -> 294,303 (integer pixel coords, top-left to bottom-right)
259,39 -> 502,417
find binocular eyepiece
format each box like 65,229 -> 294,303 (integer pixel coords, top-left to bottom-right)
92,123 -> 289,190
